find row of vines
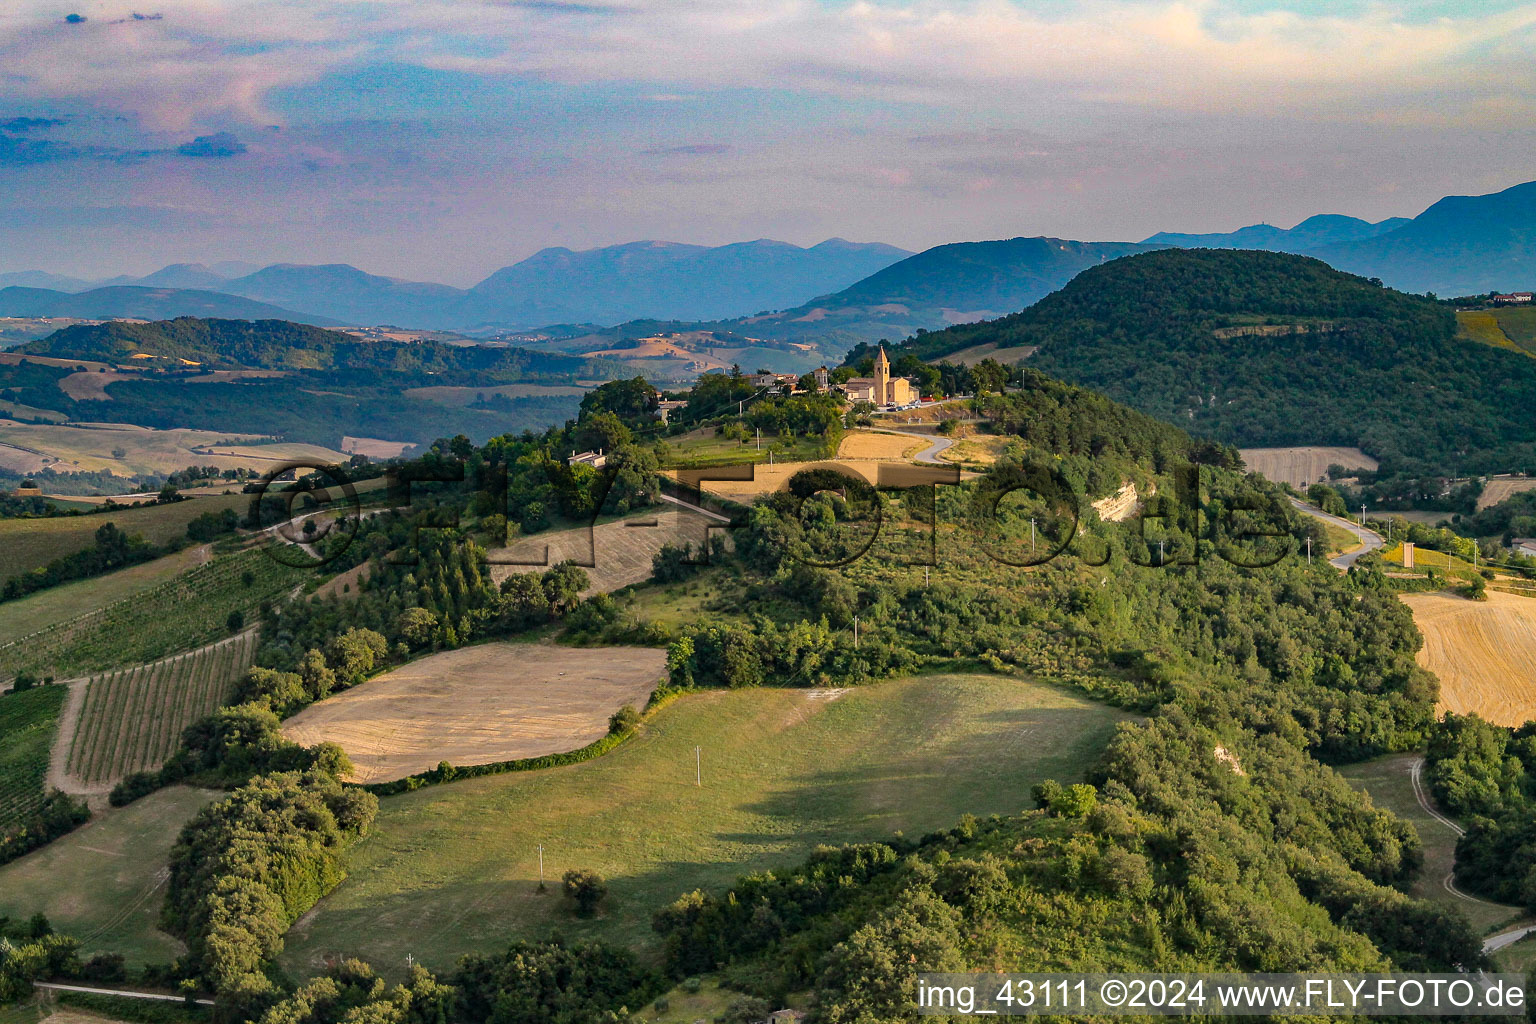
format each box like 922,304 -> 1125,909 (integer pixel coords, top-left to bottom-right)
65,632 -> 258,785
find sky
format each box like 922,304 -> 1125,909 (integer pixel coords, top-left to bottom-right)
2,0 -> 1535,285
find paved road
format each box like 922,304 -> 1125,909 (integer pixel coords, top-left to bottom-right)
1287,497 -> 1384,569
867,426 -> 958,464
1407,757 -> 1536,953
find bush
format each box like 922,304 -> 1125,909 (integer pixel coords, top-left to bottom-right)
562,868 -> 608,917
608,704 -> 640,735
109,771 -> 161,807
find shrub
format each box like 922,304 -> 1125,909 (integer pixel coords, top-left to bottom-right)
562,868 -> 608,917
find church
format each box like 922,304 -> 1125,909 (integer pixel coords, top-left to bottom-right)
837,345 -> 916,406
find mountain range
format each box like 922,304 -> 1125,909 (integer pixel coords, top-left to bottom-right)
2,180 -> 1533,334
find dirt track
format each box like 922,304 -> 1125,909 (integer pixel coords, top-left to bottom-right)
281,643 -> 666,782
1404,590 -> 1536,726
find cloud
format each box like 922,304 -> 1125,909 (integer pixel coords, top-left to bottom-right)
176,131 -> 248,158
1,1 -> 1533,134
642,143 -> 730,155
0,116 -> 65,132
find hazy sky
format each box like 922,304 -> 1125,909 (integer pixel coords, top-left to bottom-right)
2,0 -> 1534,285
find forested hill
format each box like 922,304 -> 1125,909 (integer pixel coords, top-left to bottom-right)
883,248 -> 1536,479
20,317 -> 605,379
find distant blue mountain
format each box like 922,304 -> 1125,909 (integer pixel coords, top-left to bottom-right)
1144,213 -> 1409,253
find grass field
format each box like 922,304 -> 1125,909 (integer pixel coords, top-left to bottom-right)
1338,753 -> 1523,937
661,430 -> 829,470
1402,590 -> 1536,727
0,546 -> 212,646
1458,308 -> 1536,358
280,673 -> 1133,975
282,643 -> 665,783
0,548 -> 307,680
0,786 -> 217,965
669,459 -> 881,503
1237,446 -> 1378,490
65,633 -> 257,787
0,686 -> 67,838
0,493 -> 248,581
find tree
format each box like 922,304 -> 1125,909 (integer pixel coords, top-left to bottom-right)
226,609 -> 245,633
608,704 -> 640,735
395,607 -> 438,649
579,376 -> 659,425
158,483 -> 181,503
542,561 -> 589,615
562,868 -> 608,917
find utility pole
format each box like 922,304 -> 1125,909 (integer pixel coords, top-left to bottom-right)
1030,517 -> 1037,554
1159,539 -> 1165,565
537,844 -> 545,890
756,428 -> 760,450
853,615 -> 860,648
924,567 -> 929,586
1306,537 -> 1312,565
694,746 -> 701,787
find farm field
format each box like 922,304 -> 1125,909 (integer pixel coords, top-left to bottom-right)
1237,446 -> 1378,490
0,545 -> 212,645
0,421 -> 322,478
0,786 -> 217,965
0,685 -> 67,838
941,341 -> 1039,365
835,430 -> 922,460
65,633 -> 257,789
938,432 -> 1013,466
280,673 -> 1133,974
670,459 -> 879,503
1479,475 -> 1536,510
0,548 -> 306,680
0,492 -> 248,580
1338,753 -> 1522,937
1402,590 -> 1536,727
489,505 -> 723,596
282,643 -> 666,783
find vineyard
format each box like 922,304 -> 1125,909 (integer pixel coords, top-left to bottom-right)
65,632 -> 257,786
0,685 -> 67,835
0,547 -> 308,680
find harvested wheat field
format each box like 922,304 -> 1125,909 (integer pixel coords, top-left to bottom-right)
282,643 -> 667,782
837,430 -> 921,460
1478,476 -> 1536,510
1403,590 -> 1536,726
674,460 -> 880,503
1239,446 -> 1378,490
490,505 -> 724,595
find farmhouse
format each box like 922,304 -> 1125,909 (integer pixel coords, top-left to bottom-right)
567,448 -> 607,468
1514,538 -> 1536,558
657,399 -> 688,423
1493,292 -> 1534,305
838,345 -> 916,406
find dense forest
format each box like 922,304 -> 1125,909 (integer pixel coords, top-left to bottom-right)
876,249 -> 1536,487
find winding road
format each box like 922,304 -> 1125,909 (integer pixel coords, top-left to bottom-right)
1408,757 -> 1536,954
1286,497 -> 1385,569
867,426 -> 958,465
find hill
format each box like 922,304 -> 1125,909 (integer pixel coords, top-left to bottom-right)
1146,213 -> 1408,252
463,237 -> 910,327
0,284 -> 337,325
18,317 -> 594,377
1311,180 -> 1536,295
884,248 -> 1536,481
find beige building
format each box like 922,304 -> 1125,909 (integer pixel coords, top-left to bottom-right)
838,345 -> 915,406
